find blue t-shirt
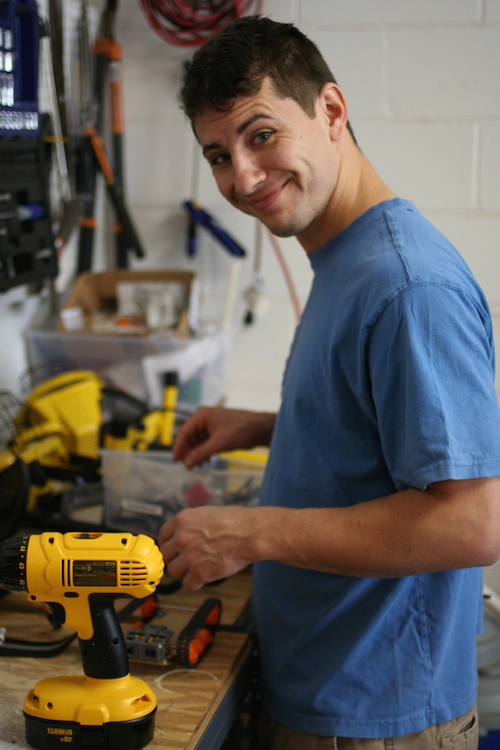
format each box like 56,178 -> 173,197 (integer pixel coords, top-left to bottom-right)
252,198 -> 500,738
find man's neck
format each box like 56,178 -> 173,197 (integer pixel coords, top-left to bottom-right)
298,146 -> 396,253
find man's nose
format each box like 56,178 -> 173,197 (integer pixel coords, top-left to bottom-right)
232,152 -> 266,196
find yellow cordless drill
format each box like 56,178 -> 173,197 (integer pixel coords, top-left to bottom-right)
0,531 -> 164,750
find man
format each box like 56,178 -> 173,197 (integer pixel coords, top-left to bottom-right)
159,16 -> 500,749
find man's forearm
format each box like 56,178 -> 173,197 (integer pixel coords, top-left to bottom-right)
250,477 -> 500,577
160,476 -> 500,588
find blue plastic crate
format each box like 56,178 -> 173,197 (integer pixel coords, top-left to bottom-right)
479,730 -> 500,749
0,0 -> 40,138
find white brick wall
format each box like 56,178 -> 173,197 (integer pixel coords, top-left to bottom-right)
481,123 -> 500,212
387,29 -> 500,119
300,1 -> 482,26
355,122 -> 476,210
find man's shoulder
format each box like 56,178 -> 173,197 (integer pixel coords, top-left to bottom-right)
355,199 -> 475,293
314,198 -> 488,331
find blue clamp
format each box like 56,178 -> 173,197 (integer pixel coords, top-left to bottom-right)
183,200 -> 247,258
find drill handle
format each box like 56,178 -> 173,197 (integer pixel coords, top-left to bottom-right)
78,594 -> 129,680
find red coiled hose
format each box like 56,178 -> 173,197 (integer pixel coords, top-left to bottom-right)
138,0 -> 262,47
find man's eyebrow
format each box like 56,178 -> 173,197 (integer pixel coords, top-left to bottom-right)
202,141 -> 223,157
236,112 -> 273,136
202,113 -> 274,157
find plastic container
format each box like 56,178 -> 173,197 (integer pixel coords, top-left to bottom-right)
24,328 -> 229,410
101,449 -> 266,536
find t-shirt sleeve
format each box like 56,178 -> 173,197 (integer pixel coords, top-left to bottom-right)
367,282 -> 500,490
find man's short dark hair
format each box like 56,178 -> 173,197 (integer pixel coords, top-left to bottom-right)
180,16 -> 357,144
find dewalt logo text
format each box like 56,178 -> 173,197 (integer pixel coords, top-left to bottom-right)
47,728 -> 73,736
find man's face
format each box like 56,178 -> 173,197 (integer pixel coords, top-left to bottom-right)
195,78 -> 340,250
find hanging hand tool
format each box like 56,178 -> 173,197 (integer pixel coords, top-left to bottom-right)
108,39 -> 129,268
85,125 -> 144,259
38,17 -> 83,255
48,0 -> 69,177
0,531 -> 164,749
47,0 -> 78,206
76,0 -> 107,273
76,0 -> 141,272
183,200 -> 246,257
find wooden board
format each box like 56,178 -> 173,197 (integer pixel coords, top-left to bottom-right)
0,569 -> 252,750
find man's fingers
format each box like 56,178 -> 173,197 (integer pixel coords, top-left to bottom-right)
158,518 -> 176,547
183,439 -> 220,468
166,555 -> 187,581
165,552 -> 207,589
172,408 -> 211,462
181,571 -> 205,590
172,423 -> 201,462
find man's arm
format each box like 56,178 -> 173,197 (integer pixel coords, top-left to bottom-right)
159,476 -> 500,589
173,406 -> 277,467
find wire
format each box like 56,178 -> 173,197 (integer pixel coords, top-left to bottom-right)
266,229 -> 302,323
138,0 -> 262,47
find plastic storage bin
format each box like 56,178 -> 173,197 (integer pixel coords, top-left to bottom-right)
101,449 -> 266,536
24,328 -> 229,410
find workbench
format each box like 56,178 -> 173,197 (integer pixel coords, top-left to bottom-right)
0,569 -> 254,750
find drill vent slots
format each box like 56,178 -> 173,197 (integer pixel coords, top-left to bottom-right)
61,559 -> 72,587
119,560 -> 148,586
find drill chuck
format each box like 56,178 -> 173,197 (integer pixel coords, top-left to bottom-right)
0,535 -> 28,591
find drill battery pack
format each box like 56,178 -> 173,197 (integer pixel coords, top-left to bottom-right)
24,710 -> 156,750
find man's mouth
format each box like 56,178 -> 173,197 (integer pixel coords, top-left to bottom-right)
244,180 -> 290,213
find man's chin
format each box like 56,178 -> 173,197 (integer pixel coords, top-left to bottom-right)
254,214 -> 305,238
234,201 -> 309,238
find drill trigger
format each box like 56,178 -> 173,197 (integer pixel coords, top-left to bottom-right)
45,601 -> 65,627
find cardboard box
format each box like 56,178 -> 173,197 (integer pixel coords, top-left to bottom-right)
59,270 -> 194,337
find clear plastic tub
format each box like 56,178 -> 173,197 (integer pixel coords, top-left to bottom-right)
24,328 -> 228,410
101,449 -> 266,536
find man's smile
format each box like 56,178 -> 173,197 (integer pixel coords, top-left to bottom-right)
242,179 -> 292,214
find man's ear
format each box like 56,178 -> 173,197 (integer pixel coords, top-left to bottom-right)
318,83 -> 348,142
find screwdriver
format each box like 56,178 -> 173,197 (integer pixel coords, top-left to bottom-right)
0,203 -> 45,221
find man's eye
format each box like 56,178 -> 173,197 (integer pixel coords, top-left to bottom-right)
254,131 -> 272,144
211,153 -> 230,166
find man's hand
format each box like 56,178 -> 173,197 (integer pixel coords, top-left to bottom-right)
158,506 -> 262,589
173,406 -> 276,468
